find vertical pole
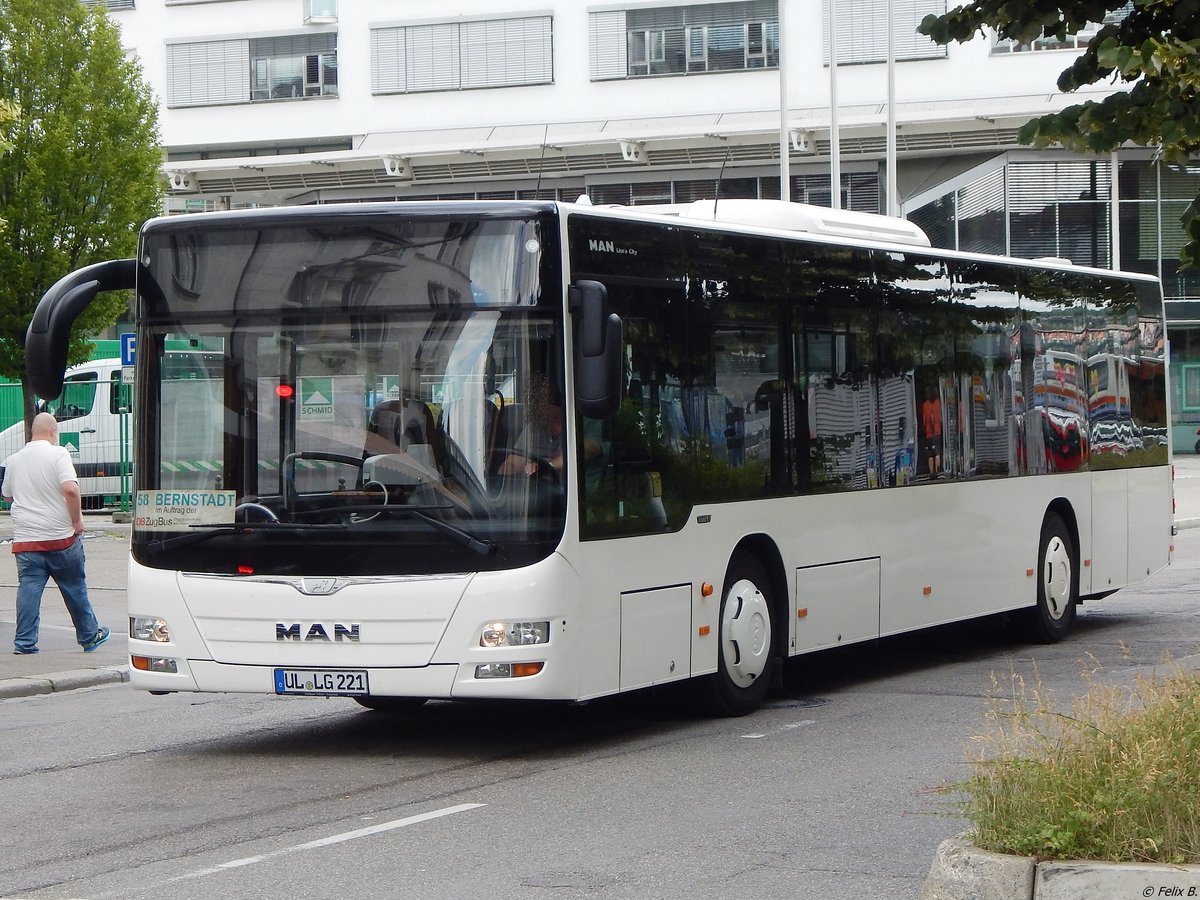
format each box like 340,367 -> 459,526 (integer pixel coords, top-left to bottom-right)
779,0 -> 790,202
828,0 -> 841,208
886,0 -> 899,216
119,407 -> 130,513
1110,149 -> 1121,270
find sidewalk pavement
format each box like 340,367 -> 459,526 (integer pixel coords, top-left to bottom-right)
0,514 -> 132,699
4,457 -> 1200,701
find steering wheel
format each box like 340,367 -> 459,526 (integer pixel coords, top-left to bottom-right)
235,502 -> 279,523
282,450 -> 366,513
350,480 -> 388,523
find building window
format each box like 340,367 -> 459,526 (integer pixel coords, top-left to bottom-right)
303,0 -> 336,24
82,0 -> 135,8
992,3 -> 1130,53
821,0 -> 946,65
910,158 -> 1113,268
371,16 -> 552,94
166,33 -> 337,107
589,2 -> 778,80
1182,366 -> 1200,412
250,34 -> 338,100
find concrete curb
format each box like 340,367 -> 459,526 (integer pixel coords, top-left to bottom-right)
921,834 -> 1200,900
0,666 -> 129,700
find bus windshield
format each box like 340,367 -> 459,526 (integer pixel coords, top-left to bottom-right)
130,210 -> 566,576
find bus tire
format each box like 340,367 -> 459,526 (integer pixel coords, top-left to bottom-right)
700,554 -> 775,717
1028,512 -> 1077,643
354,696 -> 428,712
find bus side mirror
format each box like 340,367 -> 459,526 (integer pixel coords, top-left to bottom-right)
25,259 -> 137,399
570,280 -> 622,419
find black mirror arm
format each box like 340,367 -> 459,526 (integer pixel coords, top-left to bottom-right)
25,259 -> 137,399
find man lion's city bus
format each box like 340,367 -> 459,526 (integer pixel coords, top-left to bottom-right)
24,198 -> 1171,716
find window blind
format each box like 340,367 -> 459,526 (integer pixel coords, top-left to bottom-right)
460,17 -> 552,89
626,1 -> 777,29
371,27 -> 407,93
588,10 -> 628,80
166,39 -> 249,107
405,23 -> 461,92
1008,160 -> 1111,266
821,0 -> 946,65
371,16 -> 551,94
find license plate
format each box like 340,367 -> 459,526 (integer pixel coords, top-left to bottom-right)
274,668 -> 369,696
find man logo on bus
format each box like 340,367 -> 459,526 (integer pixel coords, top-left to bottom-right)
276,623 -> 361,642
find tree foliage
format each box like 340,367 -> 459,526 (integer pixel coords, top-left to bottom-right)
920,0 -> 1200,267
0,0 -> 162,391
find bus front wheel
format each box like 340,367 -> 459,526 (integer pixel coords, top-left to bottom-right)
700,555 -> 775,717
1028,512 -> 1077,643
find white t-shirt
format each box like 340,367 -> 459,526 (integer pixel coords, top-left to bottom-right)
2,439 -> 78,543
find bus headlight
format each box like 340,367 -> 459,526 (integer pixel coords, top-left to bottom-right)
130,616 -> 170,642
479,620 -> 549,648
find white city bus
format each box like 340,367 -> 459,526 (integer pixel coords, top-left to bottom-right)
25,199 -> 1172,715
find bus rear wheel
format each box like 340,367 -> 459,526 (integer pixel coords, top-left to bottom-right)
699,555 -> 775,717
1028,512 -> 1077,643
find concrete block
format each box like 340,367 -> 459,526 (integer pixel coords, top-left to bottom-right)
1037,860 -> 1200,900
921,834 -> 1035,900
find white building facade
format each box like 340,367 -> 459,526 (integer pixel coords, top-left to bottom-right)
90,0 -> 1200,448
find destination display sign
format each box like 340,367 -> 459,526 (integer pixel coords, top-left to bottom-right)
134,490 -> 237,531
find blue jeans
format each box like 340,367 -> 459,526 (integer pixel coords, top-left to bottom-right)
13,540 -> 99,652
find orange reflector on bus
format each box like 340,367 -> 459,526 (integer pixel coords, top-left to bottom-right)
511,662 -> 544,678
1084,559 -> 1091,567
1026,568 -> 1034,577
701,582 -> 714,597
797,607 -> 808,619
698,625 -> 711,636
922,586 -> 932,596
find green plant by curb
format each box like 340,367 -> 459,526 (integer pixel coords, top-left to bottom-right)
950,654 -> 1200,865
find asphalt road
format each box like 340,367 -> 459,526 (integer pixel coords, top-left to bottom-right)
1,526 -> 1196,900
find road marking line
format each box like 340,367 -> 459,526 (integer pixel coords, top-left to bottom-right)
171,803 -> 486,883
741,719 -> 816,739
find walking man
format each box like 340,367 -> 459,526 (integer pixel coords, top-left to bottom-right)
3,412 -> 109,655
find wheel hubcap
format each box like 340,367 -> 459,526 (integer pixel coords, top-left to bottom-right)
721,578 -> 771,688
1042,536 -> 1072,620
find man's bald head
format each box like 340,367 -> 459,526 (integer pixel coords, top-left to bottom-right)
30,412 -> 58,441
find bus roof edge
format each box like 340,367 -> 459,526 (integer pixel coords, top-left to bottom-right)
632,198 -> 932,248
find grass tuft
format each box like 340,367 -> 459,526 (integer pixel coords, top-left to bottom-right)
953,654 -> 1200,864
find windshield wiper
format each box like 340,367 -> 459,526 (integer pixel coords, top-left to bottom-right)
143,507 -> 497,557
295,504 -> 497,556
143,521 -> 340,552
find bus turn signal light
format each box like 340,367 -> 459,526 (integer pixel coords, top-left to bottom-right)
701,582 -> 714,597
131,655 -> 178,674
